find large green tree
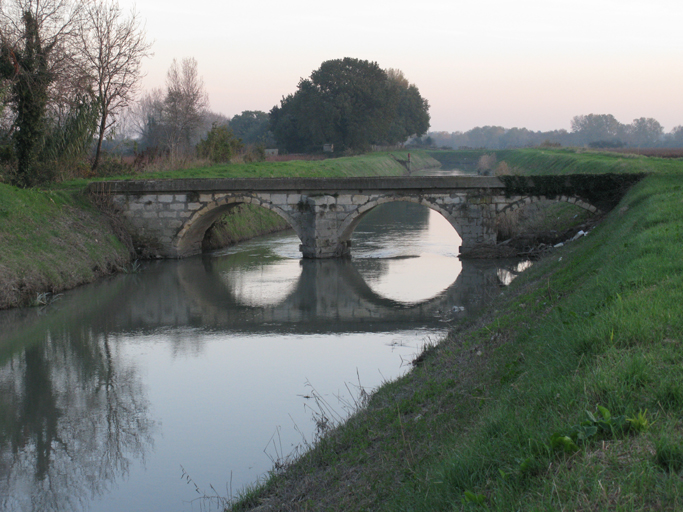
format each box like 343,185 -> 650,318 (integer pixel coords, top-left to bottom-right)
385,68 -> 430,145
270,58 -> 429,153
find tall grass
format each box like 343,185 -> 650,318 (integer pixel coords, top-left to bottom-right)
400,171 -> 683,510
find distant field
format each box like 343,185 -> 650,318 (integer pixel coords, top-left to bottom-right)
591,148 -> 683,158
58,150 -> 438,188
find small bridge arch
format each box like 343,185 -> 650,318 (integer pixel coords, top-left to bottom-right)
174,193 -> 302,256
497,194 -> 600,216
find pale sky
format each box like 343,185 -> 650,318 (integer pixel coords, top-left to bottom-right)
120,0 -> 683,133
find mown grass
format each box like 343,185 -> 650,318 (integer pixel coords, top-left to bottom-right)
0,185 -> 129,309
229,150 -> 683,511
58,150 -> 434,188
496,147 -> 683,176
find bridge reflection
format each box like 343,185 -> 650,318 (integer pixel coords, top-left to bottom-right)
89,256 -> 523,335
0,256 -> 528,353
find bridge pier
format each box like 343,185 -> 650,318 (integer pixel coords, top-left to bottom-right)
297,194 -> 352,258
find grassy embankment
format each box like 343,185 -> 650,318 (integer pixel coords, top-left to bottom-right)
0,151 -> 437,309
231,149 -> 683,511
0,186 -> 130,310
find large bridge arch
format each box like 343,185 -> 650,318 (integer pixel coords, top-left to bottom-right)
337,195 -> 465,248
173,193 -> 302,257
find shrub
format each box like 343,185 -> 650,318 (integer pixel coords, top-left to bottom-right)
196,123 -> 243,163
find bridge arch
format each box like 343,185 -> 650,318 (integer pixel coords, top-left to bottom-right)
337,195 -> 464,247
173,193 -> 302,257
497,195 -> 600,215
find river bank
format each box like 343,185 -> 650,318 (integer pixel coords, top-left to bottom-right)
0,151 -> 439,309
0,186 -> 131,310
231,150 -> 683,511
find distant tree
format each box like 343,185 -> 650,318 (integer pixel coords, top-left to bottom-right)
198,110 -> 230,138
77,0 -> 152,171
133,87 -> 165,149
499,127 -> 534,149
228,110 -> 273,145
571,114 -> 626,146
385,68 -> 430,144
163,57 -> 208,158
628,117 -> 663,148
466,126 -> 506,148
668,126 -> 683,147
270,58 -> 429,153
196,122 -> 242,163
133,68 -> 226,159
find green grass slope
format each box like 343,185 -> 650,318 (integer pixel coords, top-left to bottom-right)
231,150 -> 683,511
0,186 -> 129,309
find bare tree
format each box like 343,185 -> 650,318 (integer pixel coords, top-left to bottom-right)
0,0 -> 83,83
78,0 -> 152,171
131,86 -> 165,148
163,57 -> 208,159
0,0 -> 84,185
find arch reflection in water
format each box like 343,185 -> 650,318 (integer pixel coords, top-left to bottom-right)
219,259 -> 302,308
190,256 -> 516,332
350,202 -> 463,304
208,201 -> 465,308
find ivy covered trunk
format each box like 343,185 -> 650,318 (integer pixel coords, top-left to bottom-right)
0,11 -> 54,187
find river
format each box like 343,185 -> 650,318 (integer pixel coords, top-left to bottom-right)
0,170 -> 529,511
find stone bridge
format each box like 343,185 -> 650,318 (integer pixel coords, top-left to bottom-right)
89,176 -> 600,259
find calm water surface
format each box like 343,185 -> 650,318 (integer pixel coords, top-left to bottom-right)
0,171 -> 528,511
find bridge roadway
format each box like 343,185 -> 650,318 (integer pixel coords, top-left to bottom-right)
90,176 -> 598,259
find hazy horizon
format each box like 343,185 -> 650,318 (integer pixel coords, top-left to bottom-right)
120,0 -> 683,133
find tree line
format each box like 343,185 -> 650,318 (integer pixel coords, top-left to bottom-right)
17,1 -> 678,190
136,58 -> 431,158
133,72 -> 274,163
424,114 -> 683,150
